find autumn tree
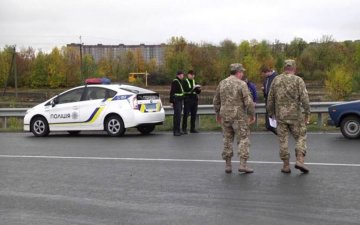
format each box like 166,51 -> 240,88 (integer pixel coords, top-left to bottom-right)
0,46 -> 14,87
82,55 -> 97,80
17,47 -> 35,87
30,51 -> 48,88
186,42 -> 218,84
165,36 -> 191,80
325,65 -> 353,100
217,39 -> 237,78
63,46 -> 81,87
47,47 -> 66,88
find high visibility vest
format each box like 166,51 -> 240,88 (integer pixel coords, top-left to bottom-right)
173,79 -> 184,96
185,78 -> 196,95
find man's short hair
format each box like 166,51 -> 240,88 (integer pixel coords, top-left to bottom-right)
260,65 -> 271,73
187,70 -> 194,75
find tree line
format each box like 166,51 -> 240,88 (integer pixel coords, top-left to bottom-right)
1,35 -> 360,100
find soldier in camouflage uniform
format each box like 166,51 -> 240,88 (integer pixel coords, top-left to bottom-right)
213,63 -> 256,174
267,59 -> 311,173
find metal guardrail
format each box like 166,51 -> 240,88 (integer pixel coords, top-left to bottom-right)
0,102 -> 340,129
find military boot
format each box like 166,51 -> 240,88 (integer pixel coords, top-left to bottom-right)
295,154 -> 309,173
238,158 -> 254,173
281,159 -> 291,173
225,158 -> 232,173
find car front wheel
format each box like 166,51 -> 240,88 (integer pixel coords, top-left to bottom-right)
340,115 -> 360,139
105,115 -> 125,137
31,116 -> 50,137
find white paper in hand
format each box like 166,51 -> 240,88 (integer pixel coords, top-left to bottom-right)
269,118 -> 277,128
192,84 -> 201,91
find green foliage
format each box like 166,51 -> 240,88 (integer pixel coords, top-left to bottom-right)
286,37 -> 308,58
325,65 -> 353,100
352,72 -> 360,92
165,36 -> 191,78
1,37 -> 360,91
83,55 -> 98,79
0,46 -> 14,87
8,117 -> 22,129
47,47 -> 66,88
30,51 -> 48,88
243,55 -> 261,83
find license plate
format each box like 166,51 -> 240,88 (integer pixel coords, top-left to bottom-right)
146,103 -> 157,111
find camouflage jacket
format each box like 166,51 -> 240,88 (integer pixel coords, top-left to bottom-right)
213,75 -> 255,121
266,73 -> 310,123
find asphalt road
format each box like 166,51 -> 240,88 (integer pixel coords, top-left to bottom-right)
1,131 -> 360,225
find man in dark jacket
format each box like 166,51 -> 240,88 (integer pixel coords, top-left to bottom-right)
170,71 -> 185,136
261,65 -> 277,135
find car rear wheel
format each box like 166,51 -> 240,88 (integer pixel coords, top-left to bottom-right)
31,116 -> 50,137
340,115 -> 360,139
137,125 -> 155,135
105,115 -> 125,137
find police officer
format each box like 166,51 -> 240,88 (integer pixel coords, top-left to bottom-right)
267,59 -> 310,173
213,63 -> 256,174
182,70 -> 201,134
170,71 -> 185,136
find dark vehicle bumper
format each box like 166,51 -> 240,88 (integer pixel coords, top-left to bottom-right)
327,118 -> 335,126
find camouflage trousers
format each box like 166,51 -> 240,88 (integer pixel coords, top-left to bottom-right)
221,120 -> 250,160
277,121 -> 307,160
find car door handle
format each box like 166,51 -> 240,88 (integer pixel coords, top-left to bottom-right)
72,106 -> 79,110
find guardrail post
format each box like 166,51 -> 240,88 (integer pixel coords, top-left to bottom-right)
4,116 -> 7,129
317,113 -> 323,127
195,115 -> 200,130
255,114 -> 259,127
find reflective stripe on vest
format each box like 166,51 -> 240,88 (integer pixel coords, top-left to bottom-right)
174,79 -> 184,96
185,78 -> 196,95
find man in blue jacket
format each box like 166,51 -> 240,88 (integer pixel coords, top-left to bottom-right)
242,75 -> 257,104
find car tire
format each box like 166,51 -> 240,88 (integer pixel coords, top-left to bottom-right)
105,115 -> 125,137
68,131 -> 81,135
137,125 -> 155,135
340,115 -> 360,139
31,116 -> 50,137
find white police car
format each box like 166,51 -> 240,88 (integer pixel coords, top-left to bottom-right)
24,78 -> 165,137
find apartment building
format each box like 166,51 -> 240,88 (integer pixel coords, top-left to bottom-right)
67,43 -> 166,65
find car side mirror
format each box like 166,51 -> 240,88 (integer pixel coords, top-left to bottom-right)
51,97 -> 59,107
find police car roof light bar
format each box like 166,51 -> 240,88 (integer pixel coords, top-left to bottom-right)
85,78 -> 111,85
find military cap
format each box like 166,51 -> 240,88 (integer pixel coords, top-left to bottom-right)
230,63 -> 246,72
176,70 -> 184,75
284,59 -> 296,68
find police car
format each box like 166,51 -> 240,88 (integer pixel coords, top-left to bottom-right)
24,78 -> 165,137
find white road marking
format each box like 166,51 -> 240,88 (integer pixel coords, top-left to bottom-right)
1,155 -> 360,167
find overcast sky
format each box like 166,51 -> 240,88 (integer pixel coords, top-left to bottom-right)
1,0 -> 360,52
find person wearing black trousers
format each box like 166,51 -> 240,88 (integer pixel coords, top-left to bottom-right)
169,71 -> 185,136
182,70 -> 201,134
261,65 -> 278,135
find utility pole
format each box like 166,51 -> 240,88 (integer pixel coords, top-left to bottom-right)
13,46 -> 18,99
79,36 -> 83,82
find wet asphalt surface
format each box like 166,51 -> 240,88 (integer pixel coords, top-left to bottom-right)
1,131 -> 360,225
